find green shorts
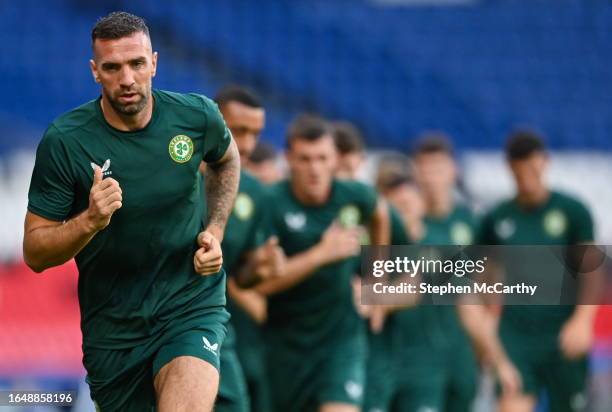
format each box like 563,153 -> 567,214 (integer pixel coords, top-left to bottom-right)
363,328 -> 398,412
266,333 -> 367,412
500,331 -> 588,412
84,307 -> 229,412
216,338 -> 250,412
392,342 -> 478,412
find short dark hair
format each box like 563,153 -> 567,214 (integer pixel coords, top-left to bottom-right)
250,141 -> 278,164
215,85 -> 263,109
332,121 -> 365,154
92,12 -> 150,47
286,114 -> 331,148
505,130 -> 546,160
412,132 -> 454,157
379,172 -> 414,193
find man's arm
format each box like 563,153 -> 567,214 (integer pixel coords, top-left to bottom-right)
23,166 -> 122,272
369,197 -> 390,245
254,223 -> 360,296
457,304 -> 522,396
203,138 -> 240,242
193,139 -> 240,276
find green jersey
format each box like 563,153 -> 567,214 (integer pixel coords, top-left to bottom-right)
221,171 -> 267,272
396,205 -> 477,351
479,190 -> 594,335
266,179 -> 377,346
28,89 -> 232,351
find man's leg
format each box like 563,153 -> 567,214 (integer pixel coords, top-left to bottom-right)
319,402 -> 359,412
154,355 -> 219,412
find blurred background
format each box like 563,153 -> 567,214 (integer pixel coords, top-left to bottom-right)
0,0 -> 611,410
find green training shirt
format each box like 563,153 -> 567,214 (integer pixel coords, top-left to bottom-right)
28,89 -> 232,350
396,205 -> 477,351
479,190 -> 594,335
265,179 -> 378,347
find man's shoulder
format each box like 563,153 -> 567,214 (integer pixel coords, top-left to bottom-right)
239,170 -> 267,197
334,178 -> 375,200
154,89 -> 217,114
550,190 -> 590,213
50,98 -> 99,137
482,197 -> 515,223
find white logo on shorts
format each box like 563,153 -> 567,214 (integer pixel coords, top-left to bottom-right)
344,380 -> 363,400
202,337 -> 218,355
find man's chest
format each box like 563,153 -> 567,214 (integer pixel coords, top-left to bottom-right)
69,129 -> 205,212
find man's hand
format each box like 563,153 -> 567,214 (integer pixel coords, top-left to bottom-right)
194,230 -> 223,275
317,222 -> 361,264
84,165 -> 122,232
253,236 -> 286,280
559,314 -> 594,359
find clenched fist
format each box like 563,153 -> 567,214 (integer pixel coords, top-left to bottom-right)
318,222 -> 361,264
194,230 -> 223,275
85,165 -> 122,232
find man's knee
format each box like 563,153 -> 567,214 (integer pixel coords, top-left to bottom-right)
319,402 -> 359,412
155,356 -> 219,412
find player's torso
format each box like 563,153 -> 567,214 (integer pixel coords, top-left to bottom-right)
222,171 -> 264,271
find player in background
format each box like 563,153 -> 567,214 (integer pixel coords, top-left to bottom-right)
387,135 -> 519,412
246,141 -> 284,184
23,12 -> 240,411
377,171 -> 425,243
254,115 -> 390,412
479,131 -> 598,412
213,85 -> 285,412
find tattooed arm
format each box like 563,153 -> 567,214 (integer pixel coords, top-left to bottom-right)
193,139 -> 240,276
205,138 -> 240,241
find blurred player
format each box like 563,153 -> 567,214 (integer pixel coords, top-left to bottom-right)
214,85 -> 285,412
377,171 -> 425,243
23,12 -> 240,411
332,121 -> 366,179
388,135 -> 519,412
255,115 -> 389,412
480,131 -> 598,412
247,141 -> 283,184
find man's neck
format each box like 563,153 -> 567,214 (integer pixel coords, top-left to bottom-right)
290,179 -> 332,206
517,187 -> 550,208
101,94 -> 153,132
426,193 -> 453,218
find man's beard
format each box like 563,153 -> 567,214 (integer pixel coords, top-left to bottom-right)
106,87 -> 149,116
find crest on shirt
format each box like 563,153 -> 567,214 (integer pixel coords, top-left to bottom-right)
543,209 -> 567,237
450,221 -> 473,245
338,205 -> 360,228
169,135 -> 194,163
285,212 -> 306,231
234,193 -> 254,220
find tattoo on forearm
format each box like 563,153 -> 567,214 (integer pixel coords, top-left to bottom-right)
205,153 -> 240,233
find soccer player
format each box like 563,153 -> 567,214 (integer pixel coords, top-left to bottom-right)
255,115 -> 390,412
23,12 -> 240,411
480,131 -> 597,412
389,135 -> 519,412
332,121 -> 366,180
214,85 -> 284,412
247,141 -> 283,185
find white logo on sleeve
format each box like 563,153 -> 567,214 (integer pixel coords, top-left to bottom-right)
344,380 -> 363,400
90,159 -> 112,176
202,337 -> 218,355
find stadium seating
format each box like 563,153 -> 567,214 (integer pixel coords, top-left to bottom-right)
1,0 -> 611,153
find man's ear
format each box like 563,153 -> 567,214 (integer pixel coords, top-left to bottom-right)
89,59 -> 100,83
151,51 -> 158,78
